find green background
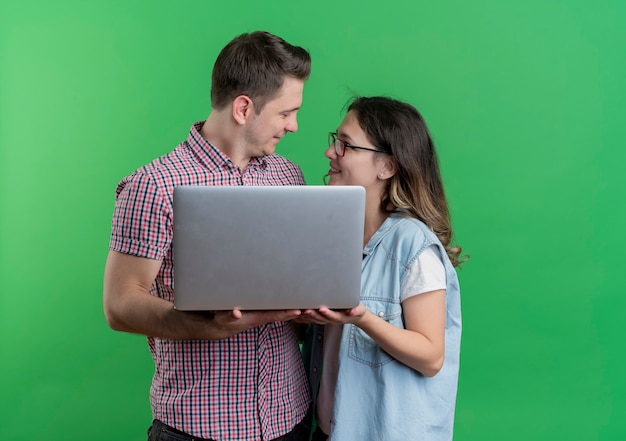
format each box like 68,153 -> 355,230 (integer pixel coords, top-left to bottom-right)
1,0 -> 624,440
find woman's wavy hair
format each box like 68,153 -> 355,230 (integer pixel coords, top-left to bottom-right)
347,96 -> 467,267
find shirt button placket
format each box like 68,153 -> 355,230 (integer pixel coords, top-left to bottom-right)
242,172 -> 252,185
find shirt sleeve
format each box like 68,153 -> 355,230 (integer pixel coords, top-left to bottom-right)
109,172 -> 171,260
400,245 -> 447,302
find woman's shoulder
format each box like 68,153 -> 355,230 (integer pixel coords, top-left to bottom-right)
388,215 -> 435,241
382,215 -> 444,258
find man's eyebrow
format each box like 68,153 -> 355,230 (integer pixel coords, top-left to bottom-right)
282,105 -> 301,113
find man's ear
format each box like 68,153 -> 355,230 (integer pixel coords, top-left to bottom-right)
232,95 -> 253,125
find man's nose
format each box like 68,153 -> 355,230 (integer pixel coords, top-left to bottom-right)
285,114 -> 298,133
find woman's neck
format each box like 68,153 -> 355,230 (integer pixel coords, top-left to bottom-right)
363,204 -> 389,247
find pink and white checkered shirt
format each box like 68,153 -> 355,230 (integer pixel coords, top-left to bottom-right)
109,122 -> 310,440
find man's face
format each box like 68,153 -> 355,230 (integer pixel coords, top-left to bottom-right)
242,76 -> 304,157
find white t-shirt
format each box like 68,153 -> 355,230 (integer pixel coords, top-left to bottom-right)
317,245 -> 447,434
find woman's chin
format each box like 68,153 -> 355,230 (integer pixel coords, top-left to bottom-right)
326,173 -> 341,186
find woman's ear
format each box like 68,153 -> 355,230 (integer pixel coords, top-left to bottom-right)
378,157 -> 398,180
232,95 -> 253,125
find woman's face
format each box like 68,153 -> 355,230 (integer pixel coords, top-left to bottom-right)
325,111 -> 387,190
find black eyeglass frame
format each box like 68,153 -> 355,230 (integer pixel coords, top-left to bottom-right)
328,132 -> 386,157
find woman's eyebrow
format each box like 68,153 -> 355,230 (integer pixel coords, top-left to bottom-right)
336,130 -> 355,143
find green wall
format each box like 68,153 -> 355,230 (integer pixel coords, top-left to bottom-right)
1,1 -> 624,439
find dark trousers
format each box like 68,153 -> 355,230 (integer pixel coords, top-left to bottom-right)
147,418 -> 310,441
311,426 -> 328,441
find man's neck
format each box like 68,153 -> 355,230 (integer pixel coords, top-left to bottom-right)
200,113 -> 251,171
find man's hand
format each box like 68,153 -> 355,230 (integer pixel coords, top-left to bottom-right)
195,309 -> 303,340
104,250 -> 303,340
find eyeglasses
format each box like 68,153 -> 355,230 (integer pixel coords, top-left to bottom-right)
328,132 -> 386,157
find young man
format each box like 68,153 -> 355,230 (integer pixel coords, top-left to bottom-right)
103,31 -> 312,441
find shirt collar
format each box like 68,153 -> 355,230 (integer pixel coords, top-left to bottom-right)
362,213 -> 404,256
186,121 -> 267,172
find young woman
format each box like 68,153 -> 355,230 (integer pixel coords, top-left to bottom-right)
301,96 -> 466,441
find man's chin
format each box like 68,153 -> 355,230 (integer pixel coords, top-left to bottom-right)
261,145 -> 277,156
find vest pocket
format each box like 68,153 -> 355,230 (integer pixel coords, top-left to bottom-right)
347,298 -> 403,367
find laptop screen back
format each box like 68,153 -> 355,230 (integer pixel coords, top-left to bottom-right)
172,185 -> 365,310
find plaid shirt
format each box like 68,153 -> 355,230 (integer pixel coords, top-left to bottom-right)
109,122 -> 310,440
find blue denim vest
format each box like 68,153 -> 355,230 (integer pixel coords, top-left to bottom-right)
304,214 -> 462,441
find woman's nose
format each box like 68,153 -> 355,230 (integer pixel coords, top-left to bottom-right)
324,145 -> 336,159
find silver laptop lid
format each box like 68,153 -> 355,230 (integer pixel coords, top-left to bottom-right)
172,185 -> 365,310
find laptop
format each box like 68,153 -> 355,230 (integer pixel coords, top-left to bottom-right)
172,185 -> 365,310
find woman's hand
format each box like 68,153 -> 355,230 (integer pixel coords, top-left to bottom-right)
297,303 -> 367,325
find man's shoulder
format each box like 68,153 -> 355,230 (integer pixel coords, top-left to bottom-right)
138,145 -> 188,174
263,154 -> 305,184
116,145 -> 190,193
124,143 -> 199,185
264,153 -> 301,170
